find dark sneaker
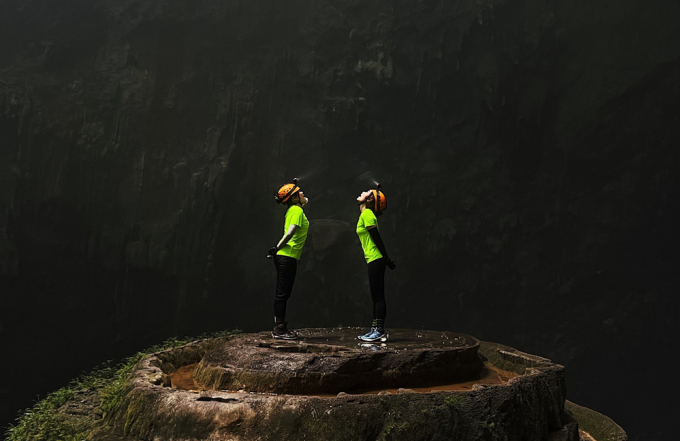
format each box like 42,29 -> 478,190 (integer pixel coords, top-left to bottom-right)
358,327 -> 376,341
272,322 -> 298,340
361,329 -> 388,342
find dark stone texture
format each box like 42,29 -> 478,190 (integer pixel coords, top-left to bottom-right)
193,328 -> 482,394
1,0 -> 679,437
566,401 -> 627,441
95,334 -> 582,441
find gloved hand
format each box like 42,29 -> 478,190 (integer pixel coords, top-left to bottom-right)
267,246 -> 278,259
386,259 -> 396,270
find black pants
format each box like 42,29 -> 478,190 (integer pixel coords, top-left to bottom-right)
274,255 -> 297,320
368,258 -> 387,320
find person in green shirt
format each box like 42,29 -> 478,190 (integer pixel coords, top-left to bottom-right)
356,184 -> 396,342
267,178 -> 309,340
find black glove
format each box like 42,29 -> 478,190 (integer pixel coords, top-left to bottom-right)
386,259 -> 396,270
267,246 -> 278,259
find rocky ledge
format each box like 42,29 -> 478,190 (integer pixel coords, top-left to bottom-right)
83,328 -> 627,440
194,328 -> 482,394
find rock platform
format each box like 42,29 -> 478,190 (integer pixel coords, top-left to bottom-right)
194,328 -> 483,394
92,329 -> 626,441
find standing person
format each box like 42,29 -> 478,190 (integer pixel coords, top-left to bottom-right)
267,178 -> 309,340
356,183 -> 396,342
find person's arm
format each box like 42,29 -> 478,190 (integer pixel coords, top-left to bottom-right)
277,224 -> 299,249
367,226 -> 396,269
267,224 -> 299,258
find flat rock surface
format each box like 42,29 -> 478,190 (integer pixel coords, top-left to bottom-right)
194,328 -> 482,394
286,327 -> 477,350
97,333 -> 590,441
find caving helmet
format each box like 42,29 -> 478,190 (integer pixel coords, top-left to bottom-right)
371,183 -> 387,215
275,178 -> 301,204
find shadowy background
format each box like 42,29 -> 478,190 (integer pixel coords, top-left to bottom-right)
1,0 -> 679,439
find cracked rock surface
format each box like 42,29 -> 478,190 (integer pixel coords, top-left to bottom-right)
194,328 -> 482,394
89,330 -> 616,441
1,0 -> 678,436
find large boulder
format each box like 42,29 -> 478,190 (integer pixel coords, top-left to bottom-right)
194,328 -> 483,394
98,329 -> 585,440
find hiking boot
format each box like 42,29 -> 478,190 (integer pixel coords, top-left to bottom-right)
358,327 -> 376,341
272,322 -> 297,340
360,328 -> 388,342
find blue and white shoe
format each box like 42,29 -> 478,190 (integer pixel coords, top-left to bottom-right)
359,329 -> 388,342
358,327 -> 376,340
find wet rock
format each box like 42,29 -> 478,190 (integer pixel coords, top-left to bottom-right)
548,422 -> 579,441
147,372 -> 163,385
91,330 -> 608,441
565,401 -> 628,441
1,0 -> 677,436
396,388 -> 415,394
194,328 -> 482,394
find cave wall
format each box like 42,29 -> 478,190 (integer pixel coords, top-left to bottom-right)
1,0 -> 679,438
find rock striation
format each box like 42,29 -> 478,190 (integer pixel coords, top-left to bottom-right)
89,329 -> 620,441
194,328 -> 482,394
1,0 -> 678,436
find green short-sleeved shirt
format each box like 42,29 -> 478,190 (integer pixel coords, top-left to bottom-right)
356,209 -> 383,263
277,205 -> 309,260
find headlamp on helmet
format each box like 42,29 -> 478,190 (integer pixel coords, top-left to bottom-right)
275,178 -> 300,204
372,182 -> 387,215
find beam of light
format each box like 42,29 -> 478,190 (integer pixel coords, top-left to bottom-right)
283,169 -> 382,201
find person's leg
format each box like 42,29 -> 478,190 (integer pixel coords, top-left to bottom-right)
273,255 -> 297,337
274,255 -> 297,320
368,258 -> 387,331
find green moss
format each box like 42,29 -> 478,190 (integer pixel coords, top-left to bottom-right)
5,329 -> 239,441
478,341 -> 552,375
119,389 -> 156,438
445,393 -> 469,410
193,362 -> 232,390
566,401 -> 627,441
4,390 -> 85,441
4,363 -> 117,441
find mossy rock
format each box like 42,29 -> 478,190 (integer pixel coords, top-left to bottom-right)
566,401 -> 628,441
101,330 -> 580,440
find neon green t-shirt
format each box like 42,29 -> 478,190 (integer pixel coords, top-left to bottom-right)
277,205 -> 309,260
356,209 -> 383,263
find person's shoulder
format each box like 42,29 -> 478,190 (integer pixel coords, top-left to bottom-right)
288,205 -> 305,220
361,209 -> 377,221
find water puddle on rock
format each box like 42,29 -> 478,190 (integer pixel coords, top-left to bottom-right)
170,364 -> 200,390
169,362 -> 517,395
357,363 -> 517,395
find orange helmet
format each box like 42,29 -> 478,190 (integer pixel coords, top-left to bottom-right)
371,183 -> 387,214
275,178 -> 300,204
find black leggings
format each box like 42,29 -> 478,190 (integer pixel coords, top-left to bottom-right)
368,258 -> 387,320
274,255 -> 297,320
